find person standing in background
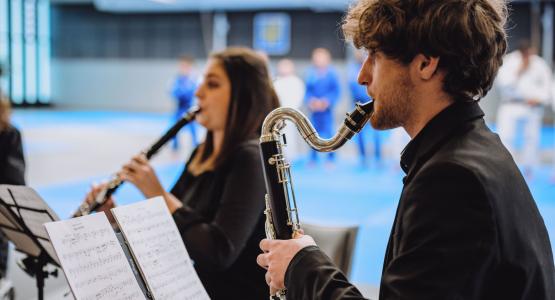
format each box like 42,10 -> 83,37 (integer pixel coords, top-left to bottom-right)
304,48 -> 341,166
349,49 -> 382,168
274,58 -> 306,159
496,40 -> 552,178
171,55 -> 198,151
0,64 -> 26,288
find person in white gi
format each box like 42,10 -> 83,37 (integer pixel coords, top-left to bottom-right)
273,58 -> 306,160
496,40 -> 552,176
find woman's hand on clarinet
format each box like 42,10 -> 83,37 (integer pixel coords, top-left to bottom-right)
119,154 -> 165,199
83,182 -> 116,222
257,232 -> 316,295
118,153 -> 183,213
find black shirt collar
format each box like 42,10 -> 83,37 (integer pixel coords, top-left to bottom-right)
400,101 -> 485,175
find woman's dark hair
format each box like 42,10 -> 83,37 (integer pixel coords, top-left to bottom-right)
200,47 -> 280,167
342,0 -> 508,101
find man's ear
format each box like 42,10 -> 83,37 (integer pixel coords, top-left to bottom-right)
413,54 -> 440,80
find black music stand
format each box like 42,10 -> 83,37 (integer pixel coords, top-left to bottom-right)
0,185 -> 60,300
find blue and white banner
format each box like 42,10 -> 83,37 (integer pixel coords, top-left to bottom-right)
253,13 -> 291,56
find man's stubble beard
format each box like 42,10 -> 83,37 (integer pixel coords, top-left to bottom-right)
370,73 -> 413,131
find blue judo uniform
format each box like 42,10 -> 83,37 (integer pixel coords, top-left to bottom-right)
171,74 -> 198,149
348,62 -> 382,166
304,66 -> 340,162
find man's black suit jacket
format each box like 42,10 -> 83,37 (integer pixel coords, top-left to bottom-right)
285,101 -> 555,299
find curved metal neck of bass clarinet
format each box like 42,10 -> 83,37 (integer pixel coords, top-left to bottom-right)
260,101 -> 373,149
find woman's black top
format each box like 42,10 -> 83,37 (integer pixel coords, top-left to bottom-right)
170,140 -> 268,299
0,125 -> 25,185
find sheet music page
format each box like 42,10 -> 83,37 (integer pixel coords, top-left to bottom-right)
112,197 -> 210,300
44,212 -> 146,300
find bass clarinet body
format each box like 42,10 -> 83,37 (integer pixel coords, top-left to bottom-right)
73,106 -> 200,217
259,101 -> 373,299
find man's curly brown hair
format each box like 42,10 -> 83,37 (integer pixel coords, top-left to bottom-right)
342,0 -> 508,101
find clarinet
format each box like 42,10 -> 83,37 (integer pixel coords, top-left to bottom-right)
259,101 -> 373,299
73,106 -> 200,217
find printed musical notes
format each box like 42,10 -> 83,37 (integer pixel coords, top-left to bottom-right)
44,198 -> 209,300
45,213 -> 146,300
112,197 -> 210,300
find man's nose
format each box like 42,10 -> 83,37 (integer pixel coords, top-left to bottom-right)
357,68 -> 370,87
357,57 -> 372,87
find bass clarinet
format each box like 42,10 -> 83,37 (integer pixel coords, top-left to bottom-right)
73,106 -> 200,217
259,101 -> 373,299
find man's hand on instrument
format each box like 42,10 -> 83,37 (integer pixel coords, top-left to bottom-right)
257,234 -> 317,293
119,154 -> 165,199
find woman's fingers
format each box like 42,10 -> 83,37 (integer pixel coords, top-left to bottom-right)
132,153 -> 148,164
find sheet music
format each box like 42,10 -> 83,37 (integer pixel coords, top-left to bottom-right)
112,197 -> 210,300
44,213 -> 146,300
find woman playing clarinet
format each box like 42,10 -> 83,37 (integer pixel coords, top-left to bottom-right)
84,47 -> 279,299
